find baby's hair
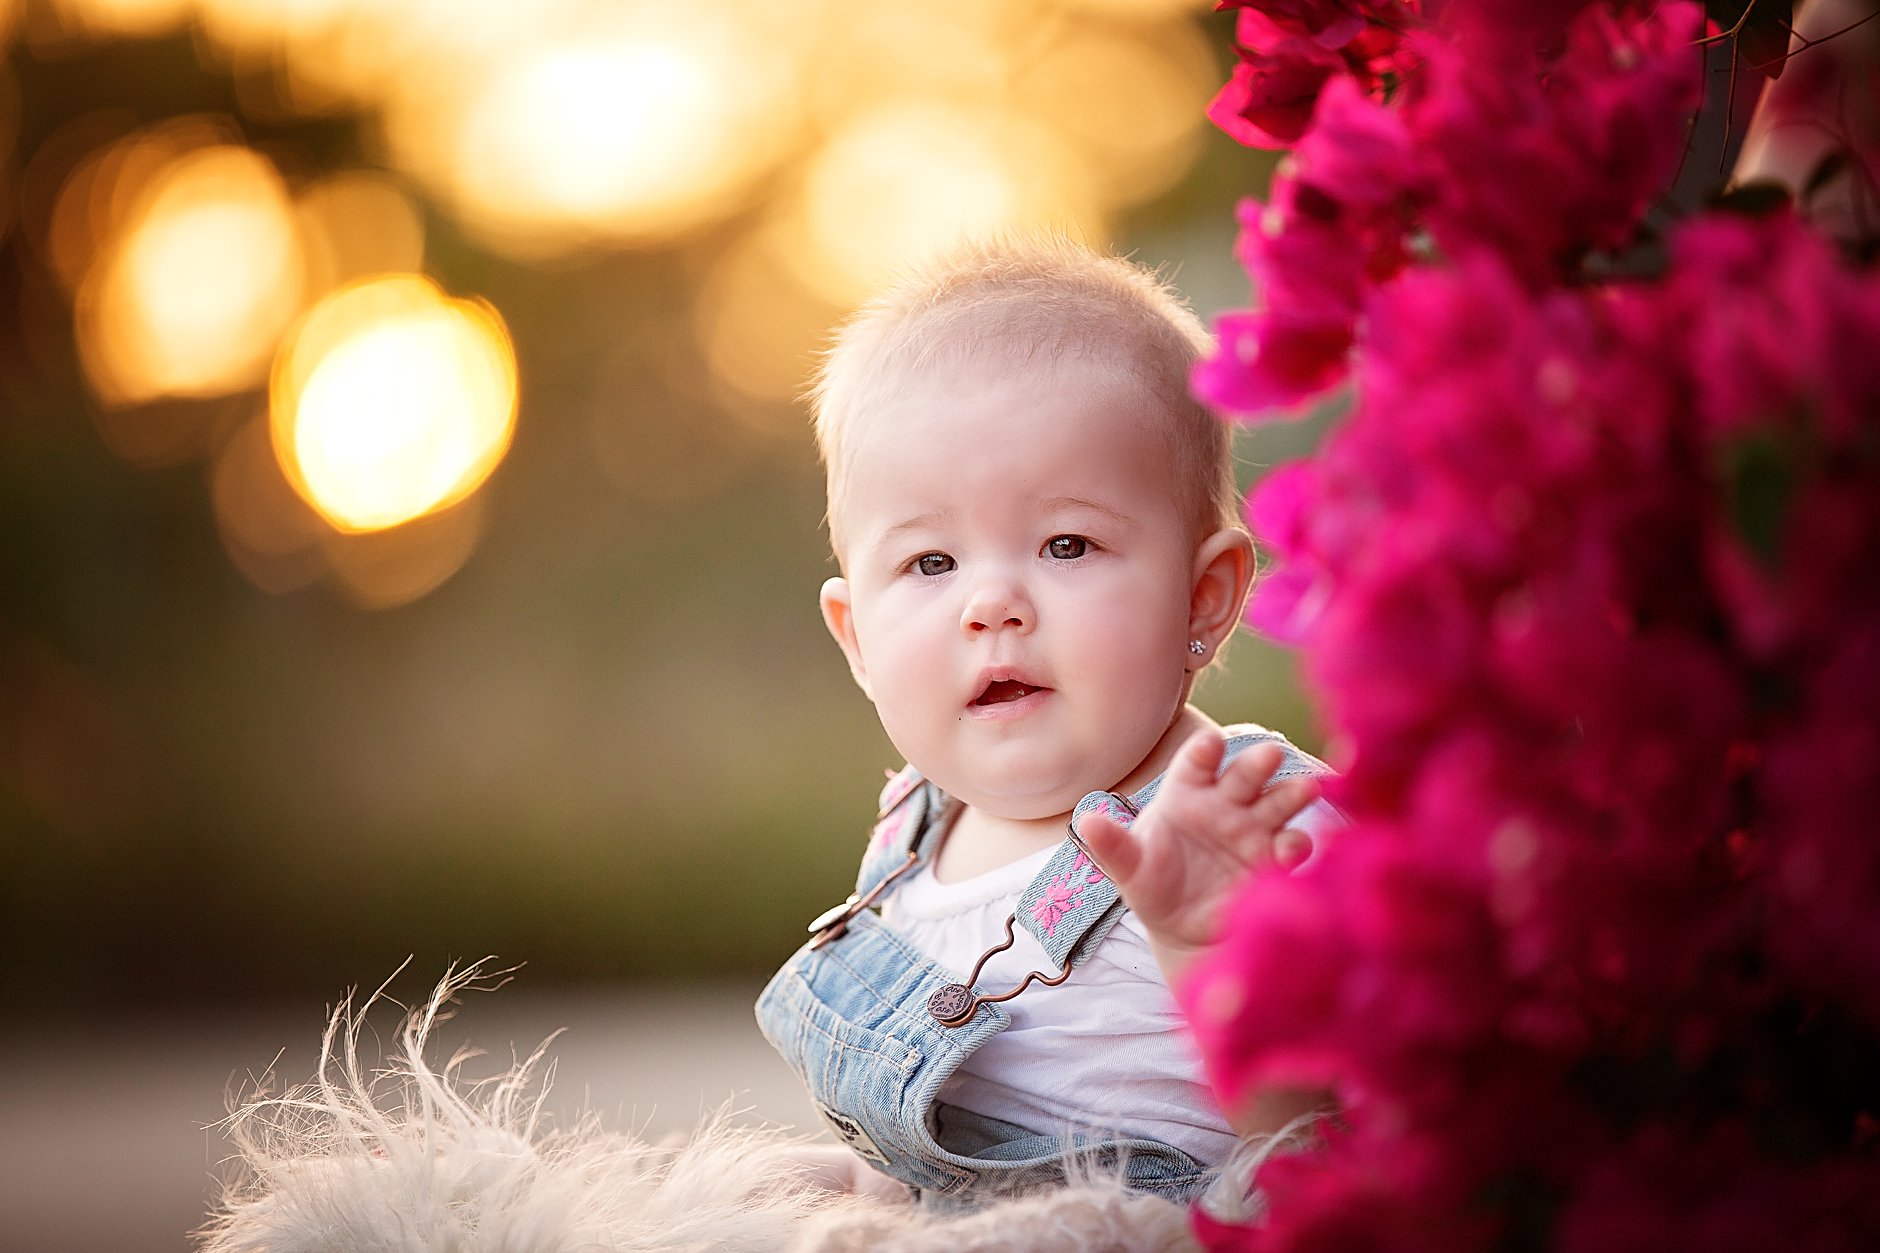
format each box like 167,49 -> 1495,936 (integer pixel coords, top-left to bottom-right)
809,235 -> 1239,550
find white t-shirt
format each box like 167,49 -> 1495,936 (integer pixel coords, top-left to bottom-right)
879,799 -> 1339,1167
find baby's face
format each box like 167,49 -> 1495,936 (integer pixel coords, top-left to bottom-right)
822,354 -> 1203,821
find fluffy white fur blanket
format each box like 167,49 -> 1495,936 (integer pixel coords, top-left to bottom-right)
197,964 -> 1215,1252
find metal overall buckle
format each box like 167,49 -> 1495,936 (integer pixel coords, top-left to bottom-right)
805,780 -> 932,949
926,912 -> 1074,1027
806,850 -> 920,950
925,793 -> 1136,1028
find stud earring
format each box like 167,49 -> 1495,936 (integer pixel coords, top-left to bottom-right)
1188,639 -> 1207,656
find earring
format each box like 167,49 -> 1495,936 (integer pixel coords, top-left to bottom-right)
1188,639 -> 1207,656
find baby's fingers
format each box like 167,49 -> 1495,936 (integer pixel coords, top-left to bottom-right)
1273,827 -> 1313,872
1166,728 -> 1228,793
1249,775 -> 1321,840
1216,743 -> 1285,807
1071,808 -> 1141,886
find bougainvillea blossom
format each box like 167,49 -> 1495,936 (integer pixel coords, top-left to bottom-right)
1209,1 -> 1421,149
1202,1 -> 1704,419
1192,0 -> 1880,1246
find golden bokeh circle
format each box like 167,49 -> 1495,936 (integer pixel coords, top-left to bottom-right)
74,141 -> 304,405
270,274 -> 519,533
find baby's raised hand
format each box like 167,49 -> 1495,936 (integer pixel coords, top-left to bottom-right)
1074,731 -> 1319,975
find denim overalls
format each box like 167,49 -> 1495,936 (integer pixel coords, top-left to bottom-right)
755,724 -> 1335,1207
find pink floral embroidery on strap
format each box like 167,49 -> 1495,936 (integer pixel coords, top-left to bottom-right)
869,807 -> 907,850
1028,877 -> 1081,935
1028,853 -> 1109,935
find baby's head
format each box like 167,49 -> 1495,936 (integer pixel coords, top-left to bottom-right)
812,237 -> 1238,553
812,237 -> 1253,821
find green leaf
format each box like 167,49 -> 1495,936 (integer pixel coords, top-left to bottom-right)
1718,428 -> 1799,568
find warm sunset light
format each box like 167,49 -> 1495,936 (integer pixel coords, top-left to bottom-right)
1057,0 -> 1210,16
785,100 -> 1101,306
0,65 -> 15,189
211,415 -> 326,594
293,170 -> 425,298
19,0 -> 1225,594
797,4 -> 1011,132
1022,23 -> 1215,205
271,275 -> 518,533
75,142 -> 303,404
695,228 -> 842,409
440,23 -> 787,252
246,0 -> 542,120
319,493 -> 485,609
193,0 -> 356,48
49,0 -> 191,38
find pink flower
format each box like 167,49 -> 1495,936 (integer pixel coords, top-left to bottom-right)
1209,43 -> 1343,150
1219,0 -> 1373,51
1196,78 -> 1422,418
1406,3 -> 1705,286
1245,462 -> 1327,642
1291,73 -> 1424,217
1209,3 -> 1421,151
1764,623 -> 1880,1029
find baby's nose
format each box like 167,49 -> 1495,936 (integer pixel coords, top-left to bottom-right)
962,582 -> 1032,633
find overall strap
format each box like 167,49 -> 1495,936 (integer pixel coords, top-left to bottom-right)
853,763 -> 944,900
1018,725 -> 1333,968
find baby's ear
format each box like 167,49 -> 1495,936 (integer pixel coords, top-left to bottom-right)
819,576 -> 874,699
1187,528 -> 1255,660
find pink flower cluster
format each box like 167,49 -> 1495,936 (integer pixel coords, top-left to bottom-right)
1196,0 -> 1704,415
1189,2 -> 1880,1247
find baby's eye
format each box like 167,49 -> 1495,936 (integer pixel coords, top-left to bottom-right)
913,552 -> 955,577
1045,535 -> 1089,560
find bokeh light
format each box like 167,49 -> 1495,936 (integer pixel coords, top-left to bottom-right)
211,415 -> 328,594
0,62 -> 17,247
44,115 -> 227,296
320,494 -> 484,609
1020,22 -> 1215,205
694,227 -> 843,412
254,0 -> 552,110
800,1 -> 1014,131
294,170 -> 425,299
194,0 -> 357,50
12,0 -> 1223,602
455,39 -> 718,238
388,9 -> 797,256
75,140 -> 304,405
47,0 -> 191,39
31,131 -> 105,292
1053,0 -> 1209,17
271,274 -> 518,533
783,99 -> 1101,306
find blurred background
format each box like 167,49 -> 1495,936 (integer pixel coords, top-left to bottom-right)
0,0 -> 1325,1246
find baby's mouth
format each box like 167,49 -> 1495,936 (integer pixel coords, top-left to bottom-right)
972,679 -> 1047,706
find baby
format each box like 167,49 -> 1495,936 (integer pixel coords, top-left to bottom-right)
756,238 -> 1338,1208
